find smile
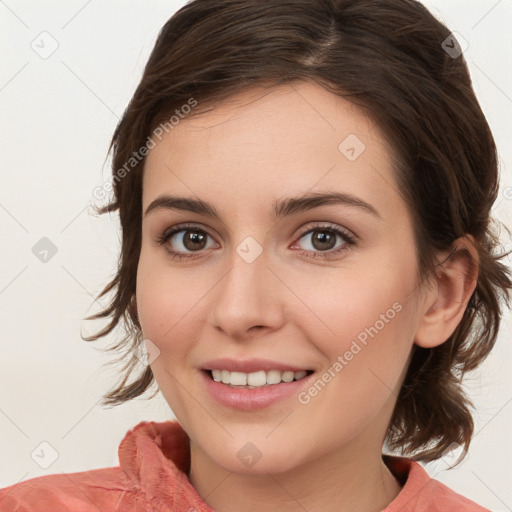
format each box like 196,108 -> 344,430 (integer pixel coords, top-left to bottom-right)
208,369 -> 314,388
201,368 -> 316,410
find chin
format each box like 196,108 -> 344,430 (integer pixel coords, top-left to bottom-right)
206,439 -> 306,476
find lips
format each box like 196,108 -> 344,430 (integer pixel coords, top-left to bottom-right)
199,357 -> 316,410
200,365 -> 316,410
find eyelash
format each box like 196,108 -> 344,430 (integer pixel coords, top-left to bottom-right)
155,222 -> 357,261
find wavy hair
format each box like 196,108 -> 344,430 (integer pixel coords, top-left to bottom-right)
83,0 -> 512,462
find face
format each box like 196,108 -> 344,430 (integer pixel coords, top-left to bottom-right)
136,81 -> 426,475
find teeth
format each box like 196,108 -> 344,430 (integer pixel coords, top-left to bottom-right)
248,371 -> 266,386
282,371 -> 294,383
230,371 -> 247,386
267,370 -> 282,385
210,369 -> 309,388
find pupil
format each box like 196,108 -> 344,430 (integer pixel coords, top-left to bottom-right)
185,231 -> 206,250
314,231 -> 335,250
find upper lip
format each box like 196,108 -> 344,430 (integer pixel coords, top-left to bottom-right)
201,358 -> 312,373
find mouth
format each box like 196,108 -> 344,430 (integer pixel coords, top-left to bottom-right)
202,368 -> 315,389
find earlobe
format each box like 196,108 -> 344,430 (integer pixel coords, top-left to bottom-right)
414,235 -> 479,349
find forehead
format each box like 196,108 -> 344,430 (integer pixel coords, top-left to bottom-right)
142,82 -> 403,222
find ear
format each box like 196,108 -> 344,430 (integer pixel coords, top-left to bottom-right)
414,235 -> 479,349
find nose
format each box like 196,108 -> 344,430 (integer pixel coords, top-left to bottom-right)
209,248 -> 284,341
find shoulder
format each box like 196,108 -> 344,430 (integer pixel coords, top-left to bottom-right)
0,466 -> 146,512
407,475 -> 491,512
384,457 -> 491,512
0,419 -> 198,512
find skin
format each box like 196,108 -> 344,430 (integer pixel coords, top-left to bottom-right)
136,81 -> 479,512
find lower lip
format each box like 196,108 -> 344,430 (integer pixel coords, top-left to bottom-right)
201,370 -> 314,411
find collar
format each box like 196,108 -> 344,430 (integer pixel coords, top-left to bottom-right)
118,420 -> 432,511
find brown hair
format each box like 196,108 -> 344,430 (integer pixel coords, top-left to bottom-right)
84,0 -> 512,462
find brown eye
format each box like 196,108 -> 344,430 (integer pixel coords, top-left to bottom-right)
156,224 -> 217,257
292,224 -> 356,259
180,230 -> 208,251
156,222 -> 357,262
307,229 -> 338,251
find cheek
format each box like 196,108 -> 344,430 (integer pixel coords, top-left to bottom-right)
294,263 -> 412,347
291,256 -> 417,403
136,252 -> 189,349
136,252 -> 216,365
135,257 -> 201,415
293,284 -> 415,438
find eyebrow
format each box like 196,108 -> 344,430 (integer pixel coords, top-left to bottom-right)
144,191 -> 381,221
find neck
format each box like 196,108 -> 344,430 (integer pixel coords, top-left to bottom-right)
188,440 -> 402,512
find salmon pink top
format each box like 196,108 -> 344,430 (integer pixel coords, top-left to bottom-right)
0,420 -> 490,511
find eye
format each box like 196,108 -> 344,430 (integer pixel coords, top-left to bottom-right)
155,223 -> 217,260
155,222 -> 357,261
290,223 -> 357,260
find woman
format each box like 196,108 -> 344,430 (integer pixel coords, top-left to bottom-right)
1,0 -> 510,510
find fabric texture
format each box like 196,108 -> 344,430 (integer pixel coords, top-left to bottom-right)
0,420 -> 490,511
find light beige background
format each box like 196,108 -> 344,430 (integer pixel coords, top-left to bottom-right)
0,1 -> 511,510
